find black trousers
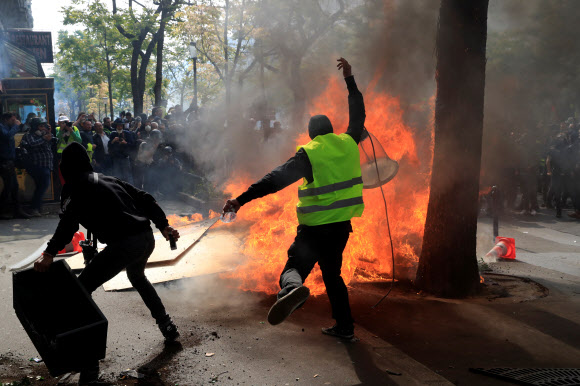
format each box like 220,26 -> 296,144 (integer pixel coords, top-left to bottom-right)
0,159 -> 19,211
78,230 -> 167,323
279,222 -> 354,327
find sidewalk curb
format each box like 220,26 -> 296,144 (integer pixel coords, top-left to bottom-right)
356,326 -> 453,385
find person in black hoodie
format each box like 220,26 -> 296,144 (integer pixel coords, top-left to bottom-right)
34,142 -> 180,383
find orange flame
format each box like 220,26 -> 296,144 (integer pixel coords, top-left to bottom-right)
167,213 -> 203,227
224,76 -> 432,295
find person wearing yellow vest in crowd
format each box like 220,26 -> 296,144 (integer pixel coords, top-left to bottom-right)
55,115 -> 82,159
222,58 -> 365,339
79,119 -> 96,162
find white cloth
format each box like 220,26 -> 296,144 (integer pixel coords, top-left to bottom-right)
99,132 -> 110,154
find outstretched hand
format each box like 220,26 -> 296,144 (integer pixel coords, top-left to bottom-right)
337,57 -> 352,78
222,199 -> 241,214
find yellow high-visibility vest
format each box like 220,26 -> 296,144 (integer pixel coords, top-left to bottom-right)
296,133 -> 364,226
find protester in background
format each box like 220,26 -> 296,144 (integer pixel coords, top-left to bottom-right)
136,120 -> 152,141
55,115 -> 82,160
151,107 -> 163,122
21,118 -> 53,216
33,142 -> 180,383
103,117 -> 113,135
80,120 -> 95,148
125,112 -> 133,127
156,146 -> 183,198
109,119 -> 134,183
140,129 -> 163,192
132,116 -> 142,132
92,122 -> 111,174
0,112 -> 30,219
22,112 -> 37,132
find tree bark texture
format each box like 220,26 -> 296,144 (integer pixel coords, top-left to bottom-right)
154,1 -> 168,107
415,0 -> 489,297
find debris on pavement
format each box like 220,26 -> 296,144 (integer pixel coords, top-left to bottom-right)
385,369 -> 402,376
119,369 -> 145,379
209,371 -> 228,383
313,374 -> 320,378
205,352 -> 215,357
29,357 -> 43,363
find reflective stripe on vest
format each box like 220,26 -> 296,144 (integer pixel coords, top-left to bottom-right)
296,133 -> 364,226
298,176 -> 363,198
296,196 -> 364,214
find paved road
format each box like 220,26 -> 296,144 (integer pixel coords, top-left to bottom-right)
0,203 -> 579,385
478,208 -> 580,277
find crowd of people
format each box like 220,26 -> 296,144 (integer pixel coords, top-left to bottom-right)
487,116 -> 580,219
0,106 -> 188,219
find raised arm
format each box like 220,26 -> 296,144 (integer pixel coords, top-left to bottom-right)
337,58 -> 366,144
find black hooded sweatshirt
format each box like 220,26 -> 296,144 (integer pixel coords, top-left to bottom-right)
45,142 -> 169,256
236,75 -> 365,206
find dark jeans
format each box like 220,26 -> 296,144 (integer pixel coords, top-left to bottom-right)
132,161 -> 146,189
0,159 -> 19,211
27,165 -> 51,211
520,173 -> 539,211
551,174 -> 568,211
112,156 -> 134,184
279,223 -> 354,327
93,157 -> 112,175
78,230 -> 167,323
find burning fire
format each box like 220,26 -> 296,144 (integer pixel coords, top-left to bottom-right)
223,76 -> 432,295
167,213 -> 204,227
167,210 -> 221,229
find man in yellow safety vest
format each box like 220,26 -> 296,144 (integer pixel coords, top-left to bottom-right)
223,58 -> 365,339
55,115 -> 82,158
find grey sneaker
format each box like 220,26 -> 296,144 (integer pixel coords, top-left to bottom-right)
267,286 -> 310,325
321,324 -> 354,340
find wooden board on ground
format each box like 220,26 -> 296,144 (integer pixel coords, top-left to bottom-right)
103,228 -> 242,291
67,218 -> 218,271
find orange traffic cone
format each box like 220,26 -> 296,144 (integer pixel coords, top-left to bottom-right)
485,236 -> 516,260
58,231 -> 85,254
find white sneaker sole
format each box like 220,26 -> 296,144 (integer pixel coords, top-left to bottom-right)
267,286 -> 310,325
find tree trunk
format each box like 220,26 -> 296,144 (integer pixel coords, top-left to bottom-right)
289,57 -> 305,130
224,0 -> 230,115
104,31 -> 114,119
415,0 -> 488,297
154,1 -> 167,107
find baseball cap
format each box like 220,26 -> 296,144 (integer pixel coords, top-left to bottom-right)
58,116 -> 70,122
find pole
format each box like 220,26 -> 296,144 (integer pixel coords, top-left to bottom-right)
491,185 -> 499,240
193,57 -> 198,117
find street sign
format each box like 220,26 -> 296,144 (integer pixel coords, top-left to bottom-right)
5,30 -> 53,63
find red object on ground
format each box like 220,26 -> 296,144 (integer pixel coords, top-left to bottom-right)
485,236 -> 516,260
57,231 -> 85,254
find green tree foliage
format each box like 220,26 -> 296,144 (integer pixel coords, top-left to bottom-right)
66,0 -> 130,117
175,0 -> 257,115
162,39 -> 221,110
252,0 -> 346,127
112,0 -> 186,114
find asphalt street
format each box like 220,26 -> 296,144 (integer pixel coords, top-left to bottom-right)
0,202 -> 579,385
